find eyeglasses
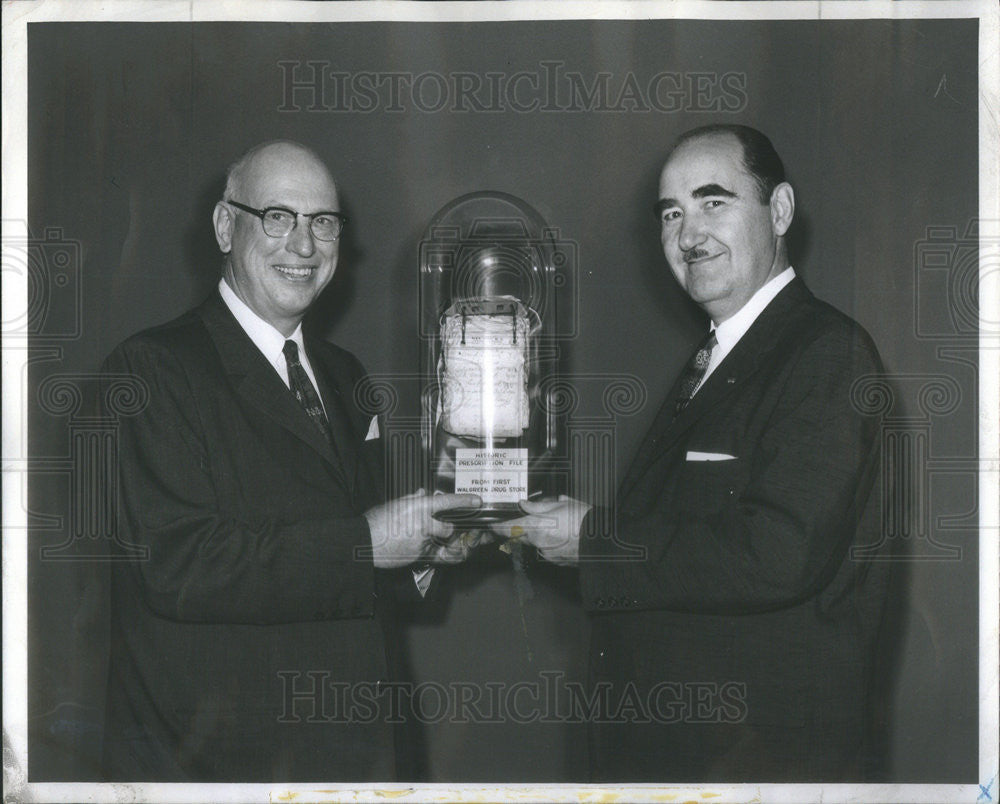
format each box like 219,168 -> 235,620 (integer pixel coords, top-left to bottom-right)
226,199 -> 347,241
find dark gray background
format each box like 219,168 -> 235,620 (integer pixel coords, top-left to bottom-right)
26,19 -> 979,782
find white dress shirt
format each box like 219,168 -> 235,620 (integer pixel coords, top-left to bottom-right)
697,267 -> 796,392
218,278 -> 327,412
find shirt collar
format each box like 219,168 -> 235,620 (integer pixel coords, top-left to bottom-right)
711,267 -> 796,350
218,277 -> 305,373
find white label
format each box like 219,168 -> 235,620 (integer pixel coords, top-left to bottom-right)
454,448 -> 528,503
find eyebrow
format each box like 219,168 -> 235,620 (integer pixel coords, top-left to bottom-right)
655,183 -> 738,217
262,202 -> 340,214
692,183 -> 737,199
653,199 -> 673,217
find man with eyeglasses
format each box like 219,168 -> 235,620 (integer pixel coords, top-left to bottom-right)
100,140 -> 478,781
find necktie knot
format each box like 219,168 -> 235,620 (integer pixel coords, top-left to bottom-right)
283,339 -> 301,365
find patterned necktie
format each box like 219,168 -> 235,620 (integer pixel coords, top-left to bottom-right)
674,330 -> 718,418
283,340 -> 334,446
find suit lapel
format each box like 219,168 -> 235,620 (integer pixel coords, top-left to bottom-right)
620,279 -> 813,500
618,371 -> 689,501
197,293 -> 346,482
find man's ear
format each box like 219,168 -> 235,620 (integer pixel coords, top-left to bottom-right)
213,201 -> 234,253
769,182 -> 795,237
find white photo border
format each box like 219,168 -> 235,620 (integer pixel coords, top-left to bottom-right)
3,1 -> 997,802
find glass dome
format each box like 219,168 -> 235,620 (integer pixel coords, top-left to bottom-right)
419,191 -> 564,339
419,192 -> 567,524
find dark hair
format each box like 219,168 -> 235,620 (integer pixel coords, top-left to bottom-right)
670,124 -> 786,204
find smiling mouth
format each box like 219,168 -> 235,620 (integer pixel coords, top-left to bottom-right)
272,264 -> 317,279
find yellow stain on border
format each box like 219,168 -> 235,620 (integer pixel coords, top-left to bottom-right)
575,794 -> 688,803
269,787 -> 736,803
573,792 -> 692,803
576,793 -> 622,803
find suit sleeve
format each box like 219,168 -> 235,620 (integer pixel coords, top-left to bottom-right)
103,339 -> 376,625
579,324 -> 883,615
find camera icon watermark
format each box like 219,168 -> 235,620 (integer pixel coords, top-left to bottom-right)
913,219 -> 1000,341
1,222 -> 82,340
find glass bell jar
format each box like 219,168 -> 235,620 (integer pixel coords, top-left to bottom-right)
419,191 -> 570,524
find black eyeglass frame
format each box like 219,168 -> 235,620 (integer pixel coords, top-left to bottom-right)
226,199 -> 348,241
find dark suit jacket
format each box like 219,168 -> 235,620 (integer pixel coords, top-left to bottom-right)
100,292 -> 403,782
579,278 -> 893,782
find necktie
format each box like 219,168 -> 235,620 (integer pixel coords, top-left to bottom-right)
674,330 -> 718,418
283,340 -> 334,446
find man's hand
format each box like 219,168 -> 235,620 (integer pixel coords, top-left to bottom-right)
425,530 -> 494,565
365,489 -> 481,568
491,495 -> 591,566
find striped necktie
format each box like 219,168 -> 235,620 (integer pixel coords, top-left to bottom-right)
674,331 -> 718,418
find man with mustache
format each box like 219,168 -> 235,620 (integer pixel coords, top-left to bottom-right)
100,140 -> 477,781
498,124 -> 893,781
